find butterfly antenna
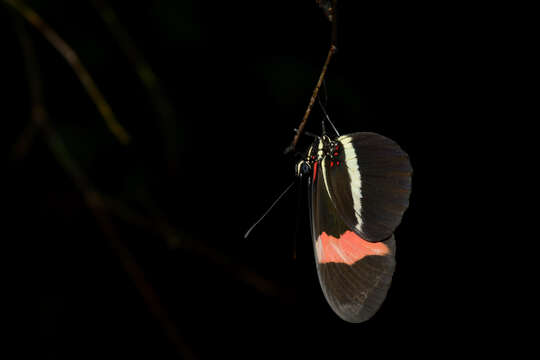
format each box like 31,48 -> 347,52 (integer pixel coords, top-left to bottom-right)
294,128 -> 319,139
321,107 -> 327,136
244,181 -> 296,238
321,78 -> 329,108
318,96 -> 340,136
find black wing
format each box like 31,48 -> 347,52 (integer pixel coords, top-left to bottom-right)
323,132 -> 412,242
309,160 -> 396,323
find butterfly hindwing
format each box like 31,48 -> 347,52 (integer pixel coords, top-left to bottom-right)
310,158 -> 396,323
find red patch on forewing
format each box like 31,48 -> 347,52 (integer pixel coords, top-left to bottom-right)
316,231 -> 390,265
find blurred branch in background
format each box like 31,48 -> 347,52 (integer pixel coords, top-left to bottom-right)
5,0 -> 131,146
10,115 -> 41,160
91,0 -> 179,175
103,196 -> 294,300
9,2 -> 294,356
13,16 -> 195,359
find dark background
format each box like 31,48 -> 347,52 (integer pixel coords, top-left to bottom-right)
3,1 -> 501,359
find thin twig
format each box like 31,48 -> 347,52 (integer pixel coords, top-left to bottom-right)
14,18 -> 194,359
5,0 -> 131,145
330,0 -> 338,45
284,44 -> 337,154
91,0 -> 178,172
284,0 -> 338,154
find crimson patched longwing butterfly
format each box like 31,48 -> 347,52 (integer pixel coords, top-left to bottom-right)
246,117 -> 412,323
295,128 -> 412,323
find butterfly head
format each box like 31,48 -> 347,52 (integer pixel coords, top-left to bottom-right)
295,135 -> 340,177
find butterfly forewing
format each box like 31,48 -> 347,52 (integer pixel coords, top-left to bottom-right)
309,157 -> 396,323
323,132 -> 412,243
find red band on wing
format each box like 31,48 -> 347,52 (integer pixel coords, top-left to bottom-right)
316,231 -> 390,265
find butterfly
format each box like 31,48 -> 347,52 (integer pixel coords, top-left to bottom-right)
245,116 -> 412,323
295,128 -> 412,322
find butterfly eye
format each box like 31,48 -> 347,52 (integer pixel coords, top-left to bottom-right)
295,160 -> 311,177
301,162 -> 311,175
